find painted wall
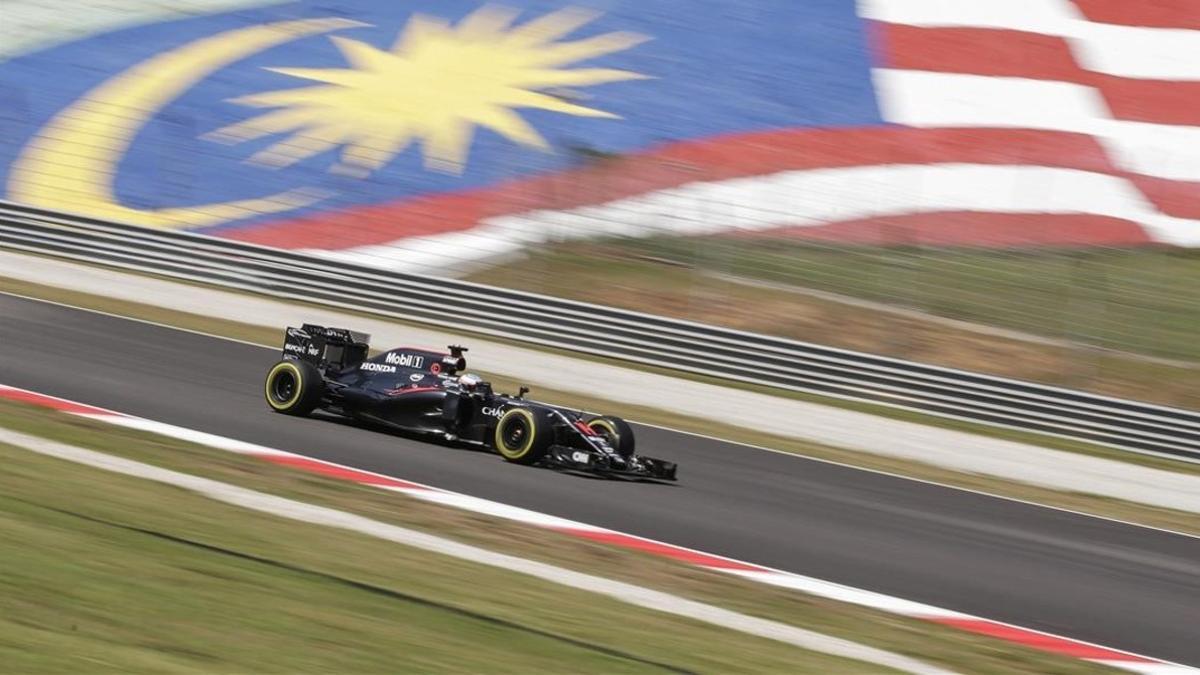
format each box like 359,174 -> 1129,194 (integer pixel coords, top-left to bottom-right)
2,0 -> 1197,272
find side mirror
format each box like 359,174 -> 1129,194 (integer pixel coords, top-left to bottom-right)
518,386 -> 530,398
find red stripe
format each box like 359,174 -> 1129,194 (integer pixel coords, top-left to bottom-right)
877,23 -> 1085,83
385,386 -> 442,396
218,127 -> 1119,250
255,453 -> 426,489
1098,74 -> 1200,126
0,387 -> 114,416
930,617 -> 1154,661
1129,174 -> 1200,218
877,22 -> 1200,128
555,528 -> 765,571
1072,0 -> 1200,29
744,212 -> 1155,247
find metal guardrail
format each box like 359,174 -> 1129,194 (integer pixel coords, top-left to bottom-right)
2,200 -> 1198,462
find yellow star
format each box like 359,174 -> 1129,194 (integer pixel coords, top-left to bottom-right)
208,6 -> 649,175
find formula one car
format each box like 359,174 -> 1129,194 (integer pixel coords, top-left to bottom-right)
262,324 -> 677,481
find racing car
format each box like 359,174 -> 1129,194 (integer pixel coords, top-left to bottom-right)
262,324 -> 677,480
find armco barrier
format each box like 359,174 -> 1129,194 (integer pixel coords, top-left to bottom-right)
1,200 -> 1198,462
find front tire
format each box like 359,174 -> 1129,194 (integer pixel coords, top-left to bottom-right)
587,416 -> 635,458
494,407 -> 552,464
264,359 -> 324,416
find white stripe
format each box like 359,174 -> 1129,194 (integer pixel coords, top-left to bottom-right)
725,569 -> 973,620
856,0 -> 1082,33
1071,22 -> 1200,80
81,413 -> 293,456
1096,120 -> 1200,182
313,163 -> 1200,272
872,69 -> 1111,133
398,488 -> 609,532
313,229 -> 526,275
875,69 -> 1200,188
1128,212 -> 1200,248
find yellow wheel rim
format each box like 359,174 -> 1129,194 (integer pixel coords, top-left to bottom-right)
495,409 -> 537,459
588,419 -> 619,444
265,362 -> 303,410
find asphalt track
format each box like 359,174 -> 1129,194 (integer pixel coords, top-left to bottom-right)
3,293 -> 1198,666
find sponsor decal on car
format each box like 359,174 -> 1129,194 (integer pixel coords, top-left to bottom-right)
360,362 -> 397,373
283,342 -> 321,357
481,406 -> 505,418
319,327 -> 353,341
384,351 -> 425,368
410,373 -> 424,382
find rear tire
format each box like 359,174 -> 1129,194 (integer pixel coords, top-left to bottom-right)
264,359 -> 324,416
587,415 -> 635,458
494,408 -> 552,464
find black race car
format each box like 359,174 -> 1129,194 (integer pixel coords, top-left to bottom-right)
263,324 -> 677,481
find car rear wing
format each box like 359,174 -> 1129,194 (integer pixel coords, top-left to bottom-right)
282,324 -> 370,371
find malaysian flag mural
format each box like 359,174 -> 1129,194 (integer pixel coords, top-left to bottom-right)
1,0 -> 1198,272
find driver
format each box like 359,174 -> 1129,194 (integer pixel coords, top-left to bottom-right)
442,373 -> 484,441
457,373 -> 483,391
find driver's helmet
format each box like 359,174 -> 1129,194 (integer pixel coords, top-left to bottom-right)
457,373 -> 483,391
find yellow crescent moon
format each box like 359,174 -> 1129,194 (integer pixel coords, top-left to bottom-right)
7,18 -> 361,230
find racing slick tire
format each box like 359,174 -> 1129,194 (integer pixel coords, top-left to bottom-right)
264,359 -> 324,416
494,407 -> 552,465
587,415 -> 636,458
